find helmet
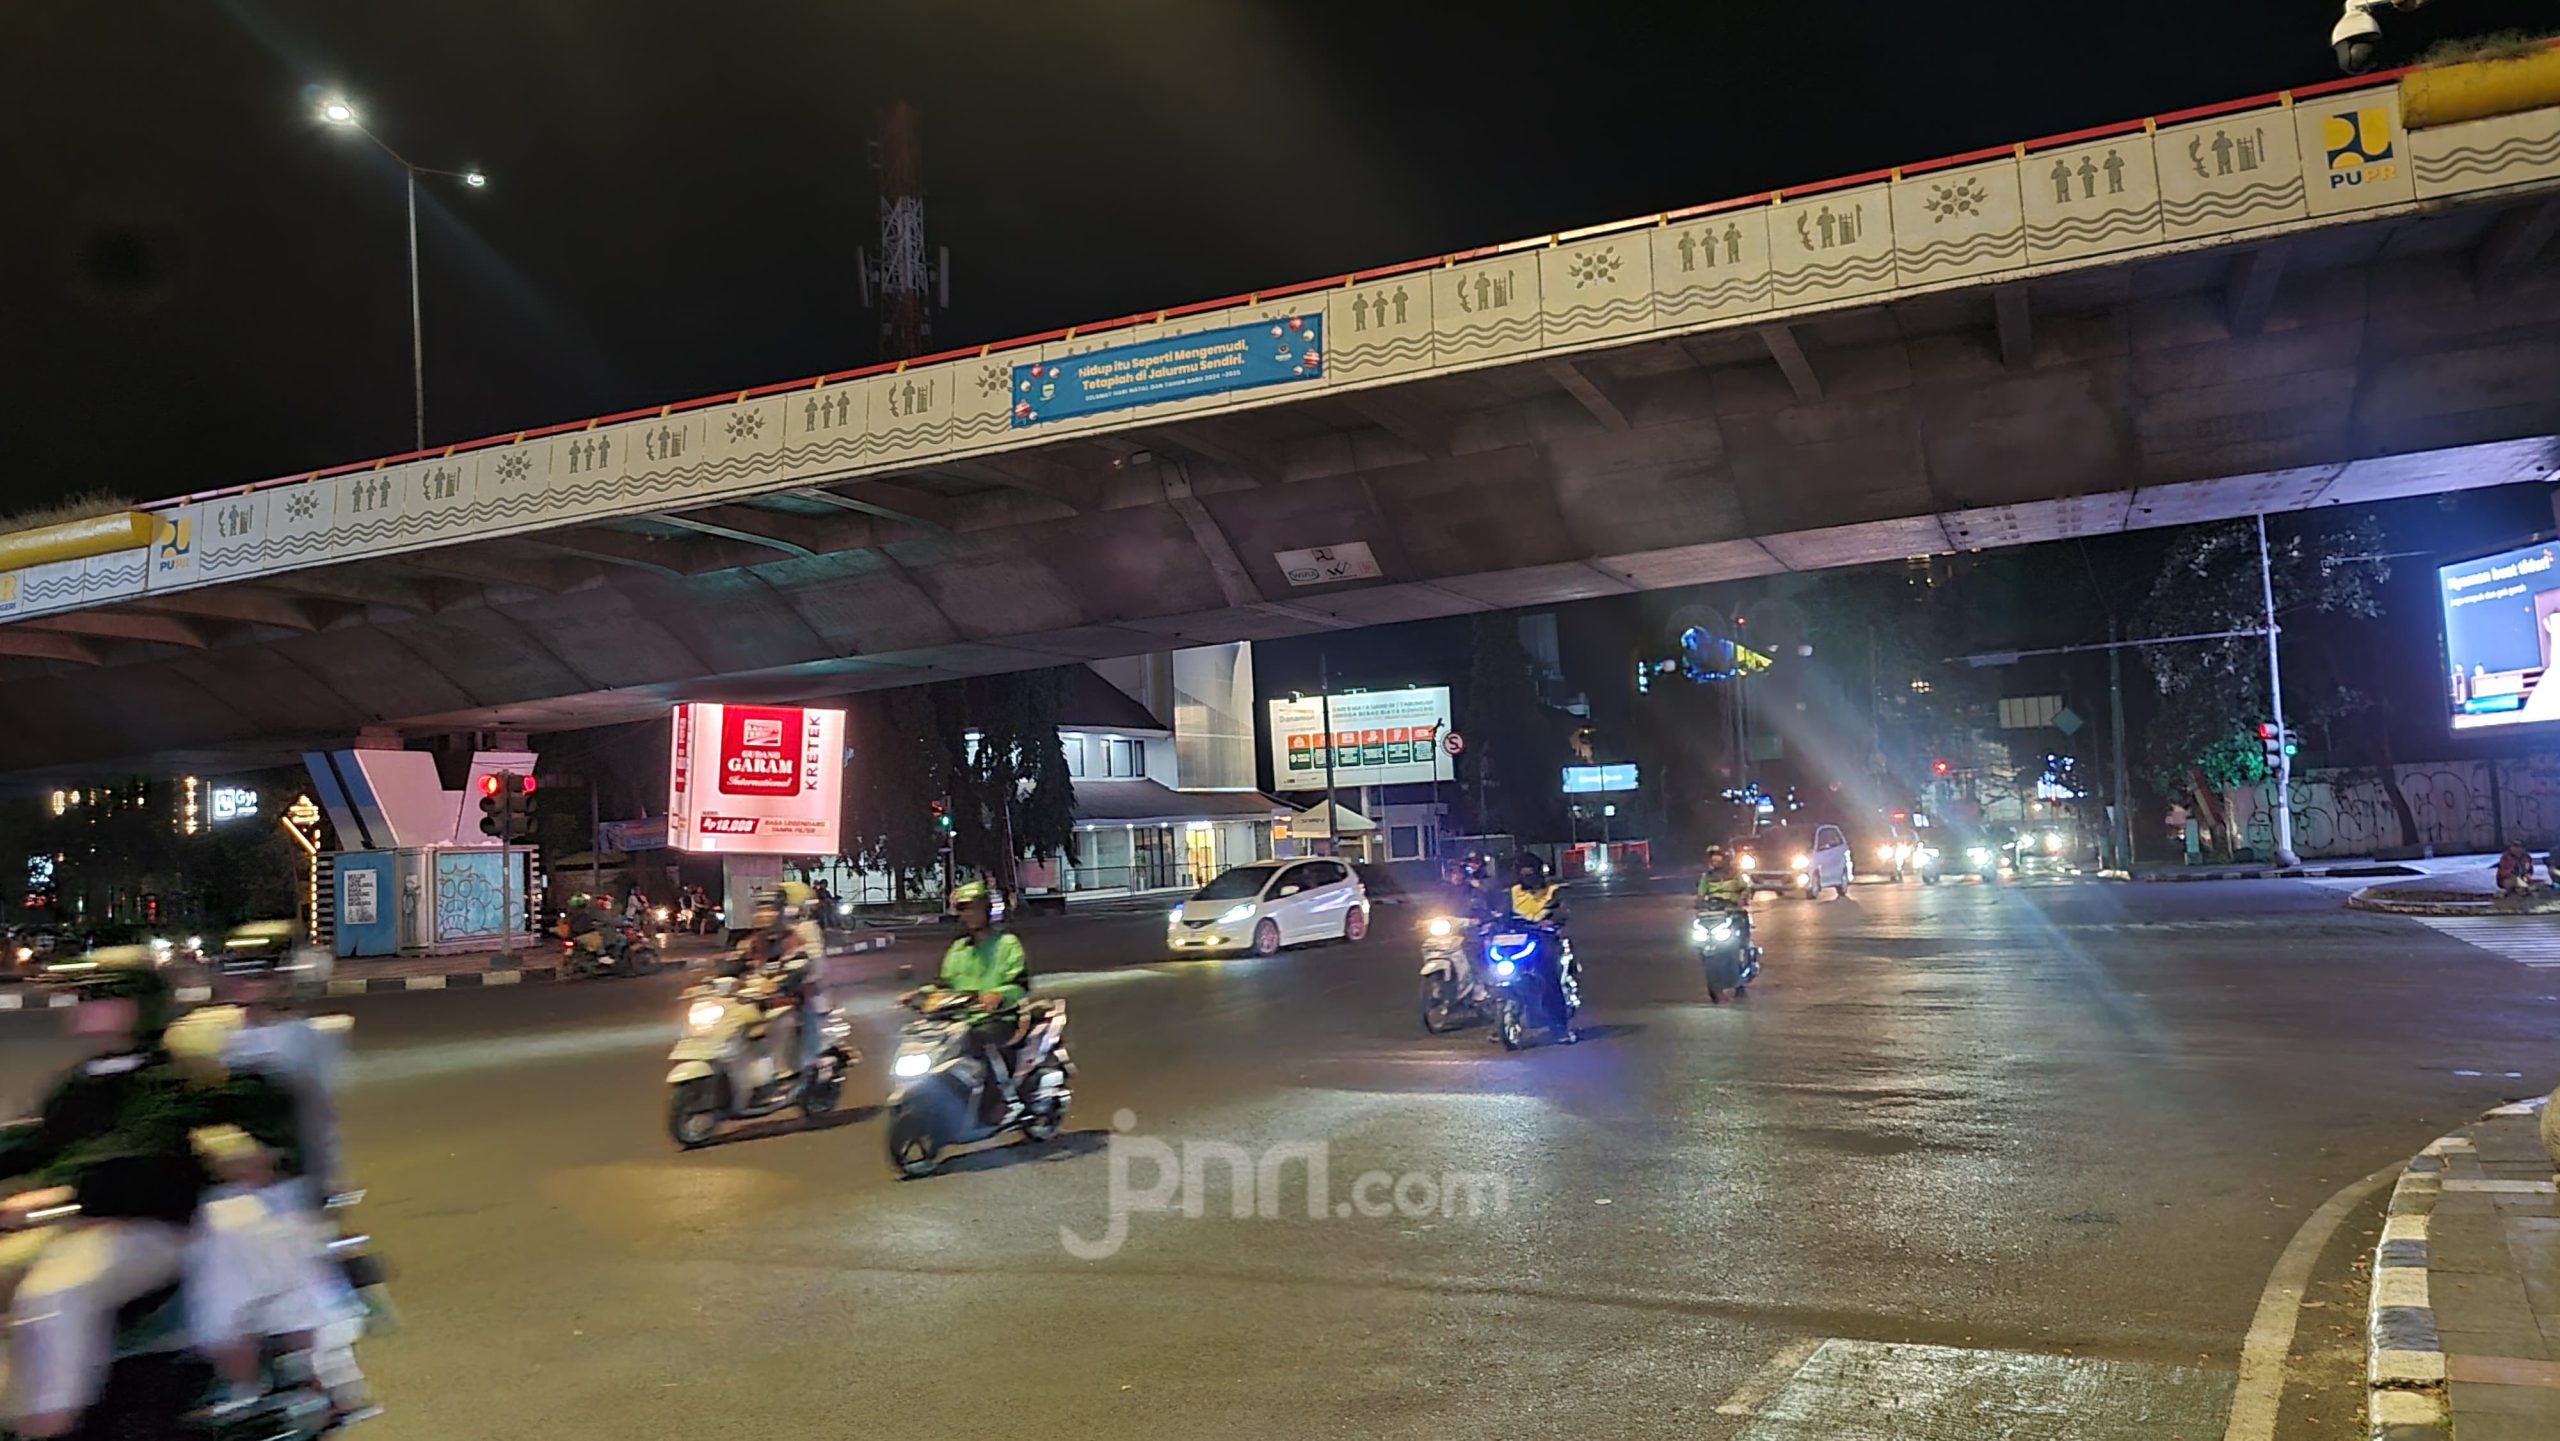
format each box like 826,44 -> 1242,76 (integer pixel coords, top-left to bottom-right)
69,949 -> 177,1039
567,893 -> 591,910
1515,853 -> 1549,884
953,880 -> 992,907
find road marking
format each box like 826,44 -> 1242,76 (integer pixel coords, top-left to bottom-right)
2408,914 -> 2560,967
1715,1337 -> 1824,1416
2221,1160 -> 2401,1441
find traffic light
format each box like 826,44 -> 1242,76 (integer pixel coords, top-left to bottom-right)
1931,758 -> 1951,777
931,799 -> 952,833
478,771 -> 536,841
478,772 -> 507,838
2258,723 -> 2298,765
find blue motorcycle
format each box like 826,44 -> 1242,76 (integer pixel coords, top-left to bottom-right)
1693,898 -> 1760,1003
1481,921 -> 1580,1050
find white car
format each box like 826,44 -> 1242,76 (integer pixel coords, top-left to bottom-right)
1735,824 -> 1853,899
1168,859 -> 1369,956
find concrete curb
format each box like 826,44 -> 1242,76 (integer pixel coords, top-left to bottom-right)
2126,864 -> 2420,884
0,935 -> 897,1008
2360,1097 -> 2550,1440
2346,888 -> 2560,917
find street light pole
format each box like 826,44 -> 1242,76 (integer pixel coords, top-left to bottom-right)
405,169 -> 425,452
318,98 -> 483,452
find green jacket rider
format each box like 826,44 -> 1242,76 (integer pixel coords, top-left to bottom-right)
938,882 -> 1028,1014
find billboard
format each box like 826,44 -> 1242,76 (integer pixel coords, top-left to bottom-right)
2440,541 -> 2560,732
1269,686 -> 1453,791
668,703 -> 846,854
1011,313 -> 1324,428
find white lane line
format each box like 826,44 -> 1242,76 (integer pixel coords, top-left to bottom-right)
1714,1336 -> 1825,1416
2221,1160 -> 2401,1441
2409,914 -> 2560,967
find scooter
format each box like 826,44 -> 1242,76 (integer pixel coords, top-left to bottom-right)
665,974 -> 857,1147
1693,898 -> 1760,1003
1,1188 -> 369,1441
1483,921 -> 1580,1050
885,989 -> 1074,1177
1416,915 -> 1496,1033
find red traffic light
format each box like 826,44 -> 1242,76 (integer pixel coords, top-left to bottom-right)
518,774 -> 538,795
1931,759 -> 1950,776
479,774 -> 503,797
2256,723 -> 2278,740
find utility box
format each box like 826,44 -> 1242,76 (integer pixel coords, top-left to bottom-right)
329,845 -> 535,956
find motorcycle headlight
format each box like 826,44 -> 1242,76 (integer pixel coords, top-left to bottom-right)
1217,903 -> 1255,925
1689,920 -> 1708,942
2044,832 -> 2063,853
1712,921 -> 1735,940
1967,847 -> 1991,866
653,907 -> 671,923
1491,958 -> 1516,979
685,1000 -> 725,1031
893,1052 -> 931,1078
1427,917 -> 1453,938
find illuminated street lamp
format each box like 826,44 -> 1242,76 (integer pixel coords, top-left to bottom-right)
315,94 -> 486,450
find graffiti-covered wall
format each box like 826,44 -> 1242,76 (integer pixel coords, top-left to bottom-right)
2223,756 -> 2560,858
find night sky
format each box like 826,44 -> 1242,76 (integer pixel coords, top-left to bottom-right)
10,0 -> 2539,511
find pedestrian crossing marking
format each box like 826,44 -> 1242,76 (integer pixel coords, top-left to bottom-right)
2409,915 -> 2560,968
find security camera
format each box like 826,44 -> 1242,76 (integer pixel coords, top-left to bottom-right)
2334,0 -> 2427,75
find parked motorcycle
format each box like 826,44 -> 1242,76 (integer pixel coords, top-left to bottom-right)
1416,915 -> 1496,1033
665,974 -> 857,1147
1482,921 -> 1579,1050
1692,898 -> 1760,1003
885,989 -> 1074,1177
557,917 -> 660,979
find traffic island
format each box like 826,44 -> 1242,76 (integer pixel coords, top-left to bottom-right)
2349,868 -> 2560,918
2365,1096 -> 2560,1441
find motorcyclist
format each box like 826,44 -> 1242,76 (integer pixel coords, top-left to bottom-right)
1697,843 -> 1755,954
1456,851 -> 1500,919
1508,854 -> 1567,928
0,952 -> 305,1437
723,887 -> 828,1081
932,882 -> 1029,1122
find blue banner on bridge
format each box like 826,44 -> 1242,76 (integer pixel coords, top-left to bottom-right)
1010,312 -> 1324,427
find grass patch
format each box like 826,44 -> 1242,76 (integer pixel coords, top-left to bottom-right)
0,491 -> 135,533
2421,30 -> 2555,67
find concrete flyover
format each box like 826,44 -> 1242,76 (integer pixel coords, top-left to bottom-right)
5,62 -> 2560,773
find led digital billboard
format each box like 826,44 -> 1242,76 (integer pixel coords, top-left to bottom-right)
2440,540 -> 2560,731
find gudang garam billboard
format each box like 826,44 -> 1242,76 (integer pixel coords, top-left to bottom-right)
1269,687 -> 1454,791
668,703 -> 846,854
2441,541 -> 2560,732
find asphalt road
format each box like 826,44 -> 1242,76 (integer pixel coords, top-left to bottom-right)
1,878 -> 2552,1439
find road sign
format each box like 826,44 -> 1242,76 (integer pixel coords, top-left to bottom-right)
2053,706 -> 2084,737
1443,731 -> 1465,757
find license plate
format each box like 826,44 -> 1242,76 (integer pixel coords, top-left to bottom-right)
1492,933 -> 1528,947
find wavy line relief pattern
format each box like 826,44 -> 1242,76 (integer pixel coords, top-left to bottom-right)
195,415 -> 1004,575
2160,178 -> 2304,225
1332,332 -> 1433,370
1770,250 -> 1895,301
2025,203 -> 2162,249
1438,313 -> 1541,355
1657,272 -> 1773,315
21,568 -> 132,602
2416,131 -> 2560,186
1547,294 -> 1657,335
1894,227 -> 2027,273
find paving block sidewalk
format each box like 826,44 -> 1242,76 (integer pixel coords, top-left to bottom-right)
2367,1097 -> 2560,1441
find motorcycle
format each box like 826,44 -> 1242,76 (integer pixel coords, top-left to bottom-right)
1482,921 -> 1580,1050
1416,915 -> 1497,1033
664,974 -> 857,1147
1692,898 -> 1760,1003
885,989 -> 1074,1177
556,917 -> 661,980
1,1187 -> 379,1441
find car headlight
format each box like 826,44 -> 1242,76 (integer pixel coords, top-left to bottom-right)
685,1000 -> 725,1031
12,947 -> 28,963
1217,904 -> 1255,924
1873,847 -> 1895,864
1737,853 -> 1756,870
1428,917 -> 1453,938
1491,959 -> 1516,979
1792,854 -> 1810,869
1168,908 -> 1185,924
892,1052 -> 931,1078
2044,832 -> 2063,853
1967,847 -> 1991,866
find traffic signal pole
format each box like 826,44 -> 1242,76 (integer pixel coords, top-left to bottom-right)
2256,514 -> 2299,867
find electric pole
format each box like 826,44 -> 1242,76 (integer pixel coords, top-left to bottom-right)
2256,513 -> 2299,867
